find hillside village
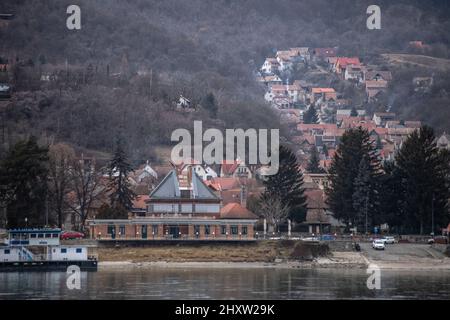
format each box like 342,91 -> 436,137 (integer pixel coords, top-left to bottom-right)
1,9 -> 450,240
255,46 -> 444,172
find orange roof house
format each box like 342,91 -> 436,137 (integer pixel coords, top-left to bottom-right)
310,87 -> 337,102
334,57 -> 361,74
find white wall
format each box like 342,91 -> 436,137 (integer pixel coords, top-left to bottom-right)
0,247 -> 20,262
48,246 -> 88,261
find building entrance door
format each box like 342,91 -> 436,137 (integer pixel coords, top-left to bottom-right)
141,225 -> 147,239
169,226 -> 180,239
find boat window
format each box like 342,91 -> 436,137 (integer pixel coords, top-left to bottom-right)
61,248 -> 67,254
30,234 -> 37,238
4,249 -> 10,254
76,248 -> 82,253
38,234 -> 44,238
52,234 -> 59,238
45,233 -> 51,238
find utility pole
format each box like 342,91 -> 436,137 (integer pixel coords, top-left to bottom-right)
431,193 -> 435,236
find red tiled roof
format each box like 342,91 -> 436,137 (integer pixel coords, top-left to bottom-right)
220,203 -> 258,219
221,160 -> 242,175
312,87 -> 335,94
210,177 -> 241,191
336,57 -> 361,66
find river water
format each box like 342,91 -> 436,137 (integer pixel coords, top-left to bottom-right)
1,268 -> 450,299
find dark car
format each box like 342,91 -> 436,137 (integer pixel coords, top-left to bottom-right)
60,231 -> 84,240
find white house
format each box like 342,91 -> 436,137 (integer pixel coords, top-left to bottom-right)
137,161 -> 158,182
176,95 -> 194,110
261,58 -> 280,74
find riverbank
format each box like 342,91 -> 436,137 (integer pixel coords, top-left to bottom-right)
97,251 -> 368,270
96,240 -> 450,271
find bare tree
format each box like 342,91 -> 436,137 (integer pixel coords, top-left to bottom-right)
48,143 -> 75,228
259,194 -> 290,233
66,156 -> 105,231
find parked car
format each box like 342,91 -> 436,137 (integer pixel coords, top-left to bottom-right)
60,231 -> 84,240
320,234 -> 336,241
382,236 -> 396,244
372,239 -> 385,250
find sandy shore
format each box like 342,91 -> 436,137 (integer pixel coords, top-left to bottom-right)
98,252 -> 369,270
97,251 -> 450,271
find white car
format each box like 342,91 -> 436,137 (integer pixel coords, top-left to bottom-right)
372,239 -> 385,250
382,236 -> 396,244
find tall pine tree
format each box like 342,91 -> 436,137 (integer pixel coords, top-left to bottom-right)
0,137 -> 49,228
262,145 -> 307,222
303,105 -> 319,124
306,146 -> 324,173
395,126 -> 450,234
108,136 -> 136,211
326,127 -> 380,227
352,156 -> 374,234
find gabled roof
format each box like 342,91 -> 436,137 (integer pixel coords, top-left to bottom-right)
366,80 -> 388,89
220,203 -> 258,219
312,88 -> 335,94
149,169 -> 219,200
335,57 -> 361,68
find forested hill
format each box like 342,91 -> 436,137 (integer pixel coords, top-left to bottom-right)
1,0 -> 450,161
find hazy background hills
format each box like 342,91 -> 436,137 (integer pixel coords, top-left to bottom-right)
1,0 -> 450,162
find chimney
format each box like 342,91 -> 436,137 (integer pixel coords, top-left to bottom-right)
240,184 -> 247,208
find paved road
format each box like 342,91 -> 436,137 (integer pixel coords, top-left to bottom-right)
359,242 -> 447,262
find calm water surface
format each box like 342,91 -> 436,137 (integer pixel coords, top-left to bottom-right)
1,268 -> 450,299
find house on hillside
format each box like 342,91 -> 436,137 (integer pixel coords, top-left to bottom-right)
261,58 -> 280,74
333,57 -> 361,75
290,47 -> 311,62
310,88 -> 337,103
176,95 -> 194,111
257,74 -> 282,87
413,77 -> 433,92
276,54 -> 293,72
365,80 -> 388,102
312,48 -> 338,61
372,112 -> 396,127
265,84 -> 300,105
87,168 -> 259,241
344,65 -> 364,82
220,160 -> 253,179
364,70 -> 392,83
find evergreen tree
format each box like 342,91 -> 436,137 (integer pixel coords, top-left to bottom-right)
395,126 -> 450,234
262,145 -> 307,222
108,136 -> 136,211
376,161 -> 403,232
352,156 -> 374,234
201,92 -> 218,118
0,137 -> 49,228
306,146 -> 324,173
326,127 -> 380,227
322,144 -> 329,158
303,105 -> 319,124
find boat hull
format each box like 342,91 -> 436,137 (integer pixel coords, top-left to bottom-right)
0,260 -> 98,272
